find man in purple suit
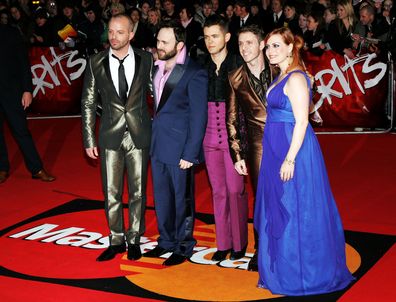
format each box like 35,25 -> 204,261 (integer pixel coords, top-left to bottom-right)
201,15 -> 248,262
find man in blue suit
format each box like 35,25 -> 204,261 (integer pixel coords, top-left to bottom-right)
144,20 -> 208,266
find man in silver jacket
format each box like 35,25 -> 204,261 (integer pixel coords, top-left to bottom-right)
81,13 -> 153,262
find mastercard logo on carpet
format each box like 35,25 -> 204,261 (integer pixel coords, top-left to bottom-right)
0,199 -> 394,302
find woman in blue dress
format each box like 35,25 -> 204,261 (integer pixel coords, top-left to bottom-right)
254,27 -> 355,296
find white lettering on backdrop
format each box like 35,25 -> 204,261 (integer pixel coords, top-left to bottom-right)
313,53 -> 387,112
31,47 -> 86,97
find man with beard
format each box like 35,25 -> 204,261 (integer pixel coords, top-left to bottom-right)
227,25 -> 272,271
143,20 -> 208,266
200,15 -> 248,262
81,14 -> 153,262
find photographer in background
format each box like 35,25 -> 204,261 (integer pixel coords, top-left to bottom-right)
30,8 -> 56,46
353,3 -> 390,56
79,3 -> 105,55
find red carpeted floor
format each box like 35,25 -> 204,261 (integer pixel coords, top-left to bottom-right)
0,117 -> 395,301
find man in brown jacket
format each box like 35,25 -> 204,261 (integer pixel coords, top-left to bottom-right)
226,25 -> 273,271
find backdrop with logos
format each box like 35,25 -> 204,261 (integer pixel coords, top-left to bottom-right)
28,47 -> 391,130
303,50 -> 389,130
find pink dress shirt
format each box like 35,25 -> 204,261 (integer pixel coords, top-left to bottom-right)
154,46 -> 187,108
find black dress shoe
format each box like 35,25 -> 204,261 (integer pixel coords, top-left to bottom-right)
143,245 -> 168,258
96,244 -> 126,261
230,245 -> 247,260
247,250 -> 258,271
211,249 -> 231,261
163,253 -> 187,266
127,244 -> 142,260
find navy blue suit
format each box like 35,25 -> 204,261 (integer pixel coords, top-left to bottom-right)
150,55 -> 208,257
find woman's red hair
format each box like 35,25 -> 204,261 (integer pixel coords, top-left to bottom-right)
264,27 -> 305,73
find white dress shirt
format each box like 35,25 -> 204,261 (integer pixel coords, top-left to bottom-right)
109,46 -> 135,97
240,13 -> 249,27
274,12 -> 282,23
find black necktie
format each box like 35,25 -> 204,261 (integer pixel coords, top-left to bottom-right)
275,14 -> 279,23
241,18 -> 245,27
112,54 -> 129,103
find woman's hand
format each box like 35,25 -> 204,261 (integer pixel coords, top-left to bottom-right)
280,159 -> 295,182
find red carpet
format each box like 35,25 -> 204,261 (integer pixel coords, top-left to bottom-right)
0,117 -> 395,301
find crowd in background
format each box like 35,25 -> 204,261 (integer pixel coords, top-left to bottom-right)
0,0 -> 394,59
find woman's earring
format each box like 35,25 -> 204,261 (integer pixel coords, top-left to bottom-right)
287,52 -> 292,66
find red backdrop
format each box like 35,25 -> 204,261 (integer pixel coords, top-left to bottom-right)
28,47 -> 390,129
29,47 -> 86,115
303,50 -> 388,128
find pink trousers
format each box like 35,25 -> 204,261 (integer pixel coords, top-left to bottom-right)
203,102 -> 248,251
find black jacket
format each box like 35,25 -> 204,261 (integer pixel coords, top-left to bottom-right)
0,24 -> 32,99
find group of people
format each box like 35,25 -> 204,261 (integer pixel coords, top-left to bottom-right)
1,0 -> 394,58
0,0 -> 359,296
80,8 -> 355,295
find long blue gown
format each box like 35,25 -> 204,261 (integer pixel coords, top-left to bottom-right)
254,70 -> 355,296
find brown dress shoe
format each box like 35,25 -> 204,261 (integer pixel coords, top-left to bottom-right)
32,169 -> 56,182
0,171 -> 9,184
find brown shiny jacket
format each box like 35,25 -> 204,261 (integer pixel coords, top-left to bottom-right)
226,64 -> 270,191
